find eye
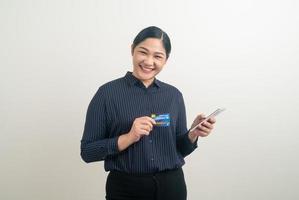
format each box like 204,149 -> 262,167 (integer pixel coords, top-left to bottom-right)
139,51 -> 147,55
155,55 -> 163,60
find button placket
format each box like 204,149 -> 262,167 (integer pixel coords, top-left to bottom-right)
145,89 -> 155,162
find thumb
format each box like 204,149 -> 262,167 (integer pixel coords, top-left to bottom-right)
198,113 -> 206,120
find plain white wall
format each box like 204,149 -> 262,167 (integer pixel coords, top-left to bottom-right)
1,0 -> 299,199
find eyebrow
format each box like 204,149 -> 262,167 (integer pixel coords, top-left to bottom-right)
138,46 -> 165,56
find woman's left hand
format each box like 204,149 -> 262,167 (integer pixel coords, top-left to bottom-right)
188,114 -> 216,143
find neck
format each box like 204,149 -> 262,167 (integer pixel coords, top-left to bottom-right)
131,72 -> 154,88
142,79 -> 154,88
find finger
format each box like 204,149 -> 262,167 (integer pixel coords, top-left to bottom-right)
140,121 -> 153,130
139,118 -> 153,125
142,116 -> 157,125
200,131 -> 209,137
139,124 -> 152,133
196,125 -> 211,134
202,121 -> 214,129
141,131 -> 150,136
137,127 -> 150,136
194,130 -> 209,137
148,117 -> 157,125
208,117 -> 216,124
197,114 -> 206,120
139,130 -> 150,136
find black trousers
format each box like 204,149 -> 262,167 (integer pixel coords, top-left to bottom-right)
106,168 -> 187,200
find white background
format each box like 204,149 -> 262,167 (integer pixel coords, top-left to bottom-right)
1,0 -> 299,199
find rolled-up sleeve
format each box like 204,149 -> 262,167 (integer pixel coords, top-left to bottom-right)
176,93 -> 198,157
80,87 -> 119,163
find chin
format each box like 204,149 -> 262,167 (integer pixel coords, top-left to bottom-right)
138,73 -> 154,81
136,68 -> 155,78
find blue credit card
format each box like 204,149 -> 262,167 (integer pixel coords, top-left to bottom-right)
151,113 -> 170,127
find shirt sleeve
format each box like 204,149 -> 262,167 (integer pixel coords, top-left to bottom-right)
80,87 -> 120,163
176,92 -> 198,157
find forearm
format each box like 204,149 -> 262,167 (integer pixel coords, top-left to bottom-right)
80,137 -> 119,163
117,133 -> 136,151
81,132 -> 137,163
177,131 -> 198,157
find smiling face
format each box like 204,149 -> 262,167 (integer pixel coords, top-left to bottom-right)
131,38 -> 167,87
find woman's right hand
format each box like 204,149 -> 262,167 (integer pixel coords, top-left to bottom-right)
118,116 -> 156,151
128,116 -> 156,142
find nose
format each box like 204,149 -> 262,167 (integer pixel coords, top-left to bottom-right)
143,56 -> 154,66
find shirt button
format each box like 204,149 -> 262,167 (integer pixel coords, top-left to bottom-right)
151,158 -> 154,161
149,140 -> 152,143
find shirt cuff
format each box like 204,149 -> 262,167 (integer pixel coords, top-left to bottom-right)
107,136 -> 120,155
177,130 -> 198,157
183,130 -> 198,149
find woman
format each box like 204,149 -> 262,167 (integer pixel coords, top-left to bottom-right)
81,26 -> 216,200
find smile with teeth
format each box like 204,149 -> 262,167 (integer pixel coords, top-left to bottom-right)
139,64 -> 154,73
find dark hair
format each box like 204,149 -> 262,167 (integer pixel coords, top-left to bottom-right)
132,26 -> 171,59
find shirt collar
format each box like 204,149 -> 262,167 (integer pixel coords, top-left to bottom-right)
124,71 -> 161,88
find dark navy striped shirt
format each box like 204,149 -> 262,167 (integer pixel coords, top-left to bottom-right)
81,72 -> 198,173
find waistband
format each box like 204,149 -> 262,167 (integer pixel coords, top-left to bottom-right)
109,167 -> 182,178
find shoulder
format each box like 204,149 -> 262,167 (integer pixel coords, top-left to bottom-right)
96,76 -> 126,94
91,76 -> 126,102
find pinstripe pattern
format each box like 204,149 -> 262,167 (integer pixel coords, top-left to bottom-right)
81,72 -> 198,173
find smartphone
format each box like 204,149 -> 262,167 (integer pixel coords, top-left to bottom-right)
189,108 -> 225,132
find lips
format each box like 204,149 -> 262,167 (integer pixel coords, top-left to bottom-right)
139,64 -> 154,73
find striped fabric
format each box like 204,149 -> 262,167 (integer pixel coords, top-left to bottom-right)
81,71 -> 198,173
